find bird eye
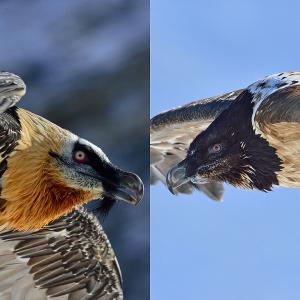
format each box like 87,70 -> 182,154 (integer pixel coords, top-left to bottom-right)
74,150 -> 87,163
209,143 -> 222,154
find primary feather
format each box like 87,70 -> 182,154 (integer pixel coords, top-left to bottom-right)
0,207 -> 123,300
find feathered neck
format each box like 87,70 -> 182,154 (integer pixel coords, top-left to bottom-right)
0,109 -> 93,230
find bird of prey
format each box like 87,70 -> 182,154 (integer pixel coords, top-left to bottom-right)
0,207 -> 123,299
0,71 -> 144,299
151,89 -> 244,200
165,71 -> 300,194
0,72 -> 143,231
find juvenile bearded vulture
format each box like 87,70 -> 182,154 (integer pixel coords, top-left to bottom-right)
0,71 -> 144,299
151,89 -> 244,200
165,71 -> 300,194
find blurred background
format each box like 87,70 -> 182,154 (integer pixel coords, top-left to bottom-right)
0,1 -> 149,299
151,0 -> 300,299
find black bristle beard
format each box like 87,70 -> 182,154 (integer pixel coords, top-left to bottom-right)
210,90 -> 283,191
242,133 -> 282,191
221,134 -> 282,191
97,197 -> 117,217
85,197 -> 117,219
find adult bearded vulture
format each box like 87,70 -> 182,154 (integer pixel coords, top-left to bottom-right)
152,71 -> 300,197
0,71 -> 144,299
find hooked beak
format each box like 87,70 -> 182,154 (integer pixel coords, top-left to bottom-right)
49,150 -> 144,205
166,161 -> 190,195
104,170 -> 144,205
166,159 -> 211,195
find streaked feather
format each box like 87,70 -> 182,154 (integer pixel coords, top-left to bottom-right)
0,72 -> 26,114
0,207 -> 123,300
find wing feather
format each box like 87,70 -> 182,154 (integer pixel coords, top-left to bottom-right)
0,207 -> 123,300
0,72 -> 26,113
151,89 -> 244,199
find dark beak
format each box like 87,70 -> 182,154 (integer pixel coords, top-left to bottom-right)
106,170 -> 144,205
166,160 -> 190,195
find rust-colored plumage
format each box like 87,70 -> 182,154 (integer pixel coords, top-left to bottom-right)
0,72 -> 143,231
0,109 -> 96,230
0,71 -> 143,300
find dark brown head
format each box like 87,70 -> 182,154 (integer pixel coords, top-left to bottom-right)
167,90 -> 283,193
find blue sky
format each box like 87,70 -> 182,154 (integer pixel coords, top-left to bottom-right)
151,1 -> 300,299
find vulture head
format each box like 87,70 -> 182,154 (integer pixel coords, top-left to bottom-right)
167,90 -> 283,193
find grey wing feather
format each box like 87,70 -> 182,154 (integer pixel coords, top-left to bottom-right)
0,207 -> 123,300
0,72 -> 26,113
151,89 -> 244,200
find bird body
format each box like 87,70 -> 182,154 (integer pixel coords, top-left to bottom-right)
248,72 -> 300,187
259,120 -> 300,187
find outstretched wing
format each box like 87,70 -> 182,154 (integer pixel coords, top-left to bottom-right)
151,89 -> 244,200
0,207 -> 123,300
0,72 -> 26,113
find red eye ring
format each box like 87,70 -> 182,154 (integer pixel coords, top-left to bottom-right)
74,150 -> 87,163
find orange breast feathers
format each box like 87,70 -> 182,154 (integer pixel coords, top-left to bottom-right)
0,109 -> 95,231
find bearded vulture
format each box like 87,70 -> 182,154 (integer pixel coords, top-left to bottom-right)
165,71 -> 300,194
0,71 -> 143,230
0,71 -> 144,299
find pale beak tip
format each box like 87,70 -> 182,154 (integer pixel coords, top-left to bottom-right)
167,184 -> 176,195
